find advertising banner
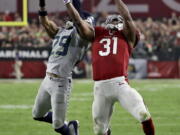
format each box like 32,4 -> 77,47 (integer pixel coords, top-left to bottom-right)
148,61 -> 180,78
0,47 -> 50,60
0,47 -> 50,78
0,60 -> 46,78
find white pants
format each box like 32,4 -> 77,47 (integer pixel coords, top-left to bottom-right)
32,75 -> 72,129
92,77 -> 151,135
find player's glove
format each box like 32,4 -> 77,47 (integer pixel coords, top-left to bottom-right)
39,0 -> 46,7
62,0 -> 71,5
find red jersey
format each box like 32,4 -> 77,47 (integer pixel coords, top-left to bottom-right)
92,26 -> 139,81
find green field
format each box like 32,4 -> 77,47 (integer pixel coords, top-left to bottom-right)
0,79 -> 180,135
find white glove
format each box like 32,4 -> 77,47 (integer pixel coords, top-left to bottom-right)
62,0 -> 71,4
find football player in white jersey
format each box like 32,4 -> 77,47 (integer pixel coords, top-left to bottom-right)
32,0 -> 94,135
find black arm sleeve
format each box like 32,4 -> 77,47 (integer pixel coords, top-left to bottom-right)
39,0 -> 46,7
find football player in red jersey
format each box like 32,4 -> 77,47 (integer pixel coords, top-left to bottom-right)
63,0 -> 155,135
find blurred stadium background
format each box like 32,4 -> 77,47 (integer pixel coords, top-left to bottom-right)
0,0 -> 180,135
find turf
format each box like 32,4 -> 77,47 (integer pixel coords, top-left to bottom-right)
0,79 -> 180,135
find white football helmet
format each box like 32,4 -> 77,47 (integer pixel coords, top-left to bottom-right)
105,15 -> 124,31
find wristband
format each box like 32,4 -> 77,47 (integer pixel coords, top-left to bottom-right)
39,0 -> 46,7
63,0 -> 71,4
38,10 -> 48,16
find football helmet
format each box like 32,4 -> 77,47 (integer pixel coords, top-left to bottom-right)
105,15 -> 124,31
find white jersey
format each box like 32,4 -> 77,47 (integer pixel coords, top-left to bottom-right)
46,27 -> 89,77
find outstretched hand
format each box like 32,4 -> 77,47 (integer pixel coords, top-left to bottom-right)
39,0 -> 46,7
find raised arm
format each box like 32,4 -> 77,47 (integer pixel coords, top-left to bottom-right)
114,0 -> 137,47
38,0 -> 59,39
62,0 -> 94,41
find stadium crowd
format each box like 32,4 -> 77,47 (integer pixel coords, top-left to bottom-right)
0,12 -> 180,59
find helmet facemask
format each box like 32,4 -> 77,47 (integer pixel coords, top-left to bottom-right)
105,15 -> 124,31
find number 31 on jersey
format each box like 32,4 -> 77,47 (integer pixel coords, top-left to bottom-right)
99,37 -> 118,56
